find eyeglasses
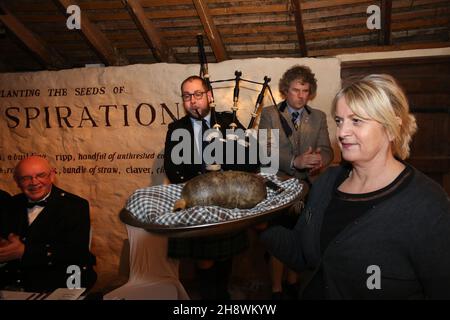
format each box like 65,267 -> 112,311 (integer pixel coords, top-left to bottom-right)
17,171 -> 52,185
181,91 -> 206,102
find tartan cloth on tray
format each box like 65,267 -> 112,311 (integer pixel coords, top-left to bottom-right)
125,174 -> 304,227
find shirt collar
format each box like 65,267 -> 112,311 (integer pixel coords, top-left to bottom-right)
190,112 -> 211,125
286,103 -> 304,117
27,189 -> 52,205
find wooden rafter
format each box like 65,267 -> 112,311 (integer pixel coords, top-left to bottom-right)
1,0 -> 449,71
0,2 -> 67,69
52,0 -> 128,66
192,0 -> 228,62
123,0 -> 176,63
291,0 -> 308,57
309,42 -> 450,57
380,0 -> 392,45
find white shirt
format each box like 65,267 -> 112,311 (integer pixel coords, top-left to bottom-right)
287,104 -> 304,126
190,112 -> 211,155
27,192 -> 51,225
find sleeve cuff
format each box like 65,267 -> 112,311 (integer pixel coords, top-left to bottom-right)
290,156 -> 296,170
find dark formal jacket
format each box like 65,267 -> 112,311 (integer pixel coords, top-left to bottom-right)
164,111 -> 257,183
0,190 -> 11,234
0,189 -> 10,203
261,164 -> 450,299
163,112 -> 256,260
0,186 -> 97,292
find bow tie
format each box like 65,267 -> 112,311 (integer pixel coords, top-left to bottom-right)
26,200 -> 48,209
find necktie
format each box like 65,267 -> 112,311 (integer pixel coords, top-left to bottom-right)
291,111 -> 300,130
26,200 -> 48,209
201,119 -> 210,147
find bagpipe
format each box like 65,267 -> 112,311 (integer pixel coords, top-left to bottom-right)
196,34 -> 278,146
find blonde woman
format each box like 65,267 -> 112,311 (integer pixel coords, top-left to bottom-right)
261,74 -> 450,299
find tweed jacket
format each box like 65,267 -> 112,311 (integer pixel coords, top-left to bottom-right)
258,101 -> 334,180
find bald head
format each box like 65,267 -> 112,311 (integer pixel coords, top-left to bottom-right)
14,156 -> 51,178
14,156 -> 55,201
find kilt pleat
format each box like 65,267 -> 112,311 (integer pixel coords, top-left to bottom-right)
168,231 -> 248,260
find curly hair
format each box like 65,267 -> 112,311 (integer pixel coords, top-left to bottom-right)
278,65 -> 317,97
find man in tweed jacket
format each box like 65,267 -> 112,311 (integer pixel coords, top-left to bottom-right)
259,65 -> 333,182
258,65 -> 333,299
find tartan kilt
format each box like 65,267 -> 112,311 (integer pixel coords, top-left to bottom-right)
167,230 -> 249,260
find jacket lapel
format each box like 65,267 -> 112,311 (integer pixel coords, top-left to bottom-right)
298,106 -> 313,153
182,115 -> 200,165
16,194 -> 30,236
283,108 -> 297,148
175,116 -> 197,164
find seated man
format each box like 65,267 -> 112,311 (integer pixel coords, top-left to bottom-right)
0,156 -> 97,292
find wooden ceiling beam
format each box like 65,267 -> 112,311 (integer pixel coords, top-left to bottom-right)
306,27 -> 370,41
309,41 -> 450,57
0,2 -> 67,70
52,0 -> 128,66
393,7 -> 450,22
380,0 -> 392,45
17,3 -> 450,24
192,0 -> 228,62
305,17 -> 367,31
300,0 -> 370,10
291,0 -> 307,57
141,0 -> 191,5
123,0 -> 176,63
211,25 -> 295,36
12,0 -> 447,12
392,17 -> 449,31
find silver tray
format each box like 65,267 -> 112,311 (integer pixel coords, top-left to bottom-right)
119,181 -> 308,238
